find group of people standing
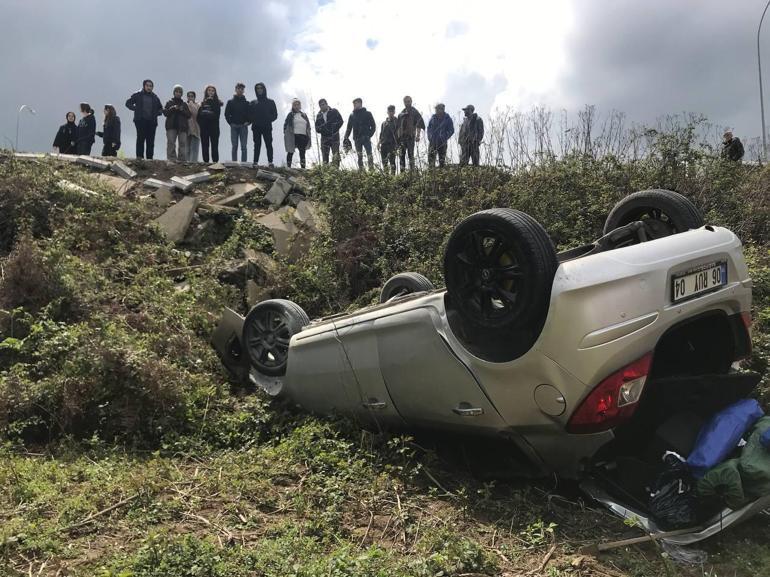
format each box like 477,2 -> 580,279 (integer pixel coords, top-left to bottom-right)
53,79 -> 487,171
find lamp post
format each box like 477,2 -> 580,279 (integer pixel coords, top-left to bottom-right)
15,104 -> 36,151
758,0 -> 770,162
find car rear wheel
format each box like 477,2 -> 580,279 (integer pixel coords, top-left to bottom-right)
379,272 -> 434,303
603,189 -> 704,238
443,208 -> 557,330
242,299 -> 309,376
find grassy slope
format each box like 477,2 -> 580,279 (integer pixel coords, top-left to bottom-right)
0,151 -> 768,576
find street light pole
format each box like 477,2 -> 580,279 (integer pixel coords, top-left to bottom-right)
758,0 -> 770,162
15,104 -> 36,151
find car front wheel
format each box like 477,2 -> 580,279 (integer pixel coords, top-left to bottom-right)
242,299 -> 309,376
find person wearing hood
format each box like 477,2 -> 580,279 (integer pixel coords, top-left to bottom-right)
343,98 -> 376,171
396,96 -> 425,172
164,85 -> 192,161
427,103 -> 454,168
53,112 -> 78,155
722,131 -> 744,162
198,85 -> 223,163
125,79 -> 164,159
283,99 -> 311,168
186,91 -> 200,162
459,104 -> 484,166
315,98 -> 344,167
96,104 -> 121,157
76,102 -> 96,156
378,105 -> 398,174
225,82 -> 250,162
248,82 -> 278,167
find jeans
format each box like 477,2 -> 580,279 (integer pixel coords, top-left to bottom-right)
200,119 -> 219,163
321,135 -> 340,166
428,141 -> 448,167
399,137 -> 416,172
381,144 -> 397,174
252,125 -> 273,164
166,129 -> 187,161
230,124 -> 248,162
355,137 -> 374,170
134,119 -> 157,159
460,143 -> 480,166
187,134 -> 200,162
287,133 -> 309,168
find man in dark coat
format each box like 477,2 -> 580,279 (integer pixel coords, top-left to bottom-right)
343,98 -> 376,171
248,82 -> 278,167
225,83 -> 250,162
378,105 -> 398,174
396,95 -> 425,172
315,98 -> 344,167
125,79 -> 164,159
427,103 -> 454,167
722,131 -> 744,162
163,85 -> 191,161
459,104 -> 484,166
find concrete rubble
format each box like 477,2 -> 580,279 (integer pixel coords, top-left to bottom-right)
153,196 -> 200,243
265,177 -> 293,208
185,171 -> 211,184
294,200 -> 325,232
153,187 -> 173,208
94,174 -> 134,195
58,179 -> 96,196
144,177 -> 176,189
215,182 -> 261,207
256,169 -> 279,182
170,176 -> 194,192
208,163 -> 226,171
76,156 -> 112,170
111,161 -> 138,179
256,207 -> 309,260
247,280 -> 271,307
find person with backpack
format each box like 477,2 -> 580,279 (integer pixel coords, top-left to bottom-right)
163,85 -> 191,161
96,104 -> 121,157
53,112 -> 78,155
125,79 -> 163,159
343,98 -> 376,171
225,82 -> 250,162
378,105 -> 398,174
248,82 -> 278,167
76,103 -> 96,155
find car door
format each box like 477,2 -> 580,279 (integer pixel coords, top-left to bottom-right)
374,307 -> 506,432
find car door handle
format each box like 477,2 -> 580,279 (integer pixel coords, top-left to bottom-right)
453,404 -> 484,417
362,399 -> 387,410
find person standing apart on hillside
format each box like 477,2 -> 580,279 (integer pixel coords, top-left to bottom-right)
96,105 -> 121,157
426,103 -> 454,168
248,82 -> 278,167
343,98 -> 376,171
459,104 -> 484,166
75,103 -> 96,156
125,79 -> 163,159
198,85 -> 222,163
53,112 -> 78,155
283,99 -> 311,168
186,91 -> 200,162
315,98 -> 344,167
225,82 -> 250,162
378,105 -> 399,174
163,85 -> 191,161
396,95 -> 425,172
721,131 -> 744,162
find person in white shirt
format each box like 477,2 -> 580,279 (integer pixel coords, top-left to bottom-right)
283,99 -> 312,168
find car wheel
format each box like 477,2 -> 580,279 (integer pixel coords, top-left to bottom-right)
443,208 -> 558,330
603,189 -> 704,238
379,272 -> 435,303
242,299 -> 309,376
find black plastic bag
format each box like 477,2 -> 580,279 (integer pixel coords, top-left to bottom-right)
649,452 -> 699,530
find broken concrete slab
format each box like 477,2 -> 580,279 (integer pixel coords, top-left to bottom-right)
198,203 -> 240,216
256,206 -> 309,260
246,280 -> 272,307
265,177 -> 293,208
223,161 -> 250,168
243,249 -> 278,285
286,192 -> 306,207
144,177 -> 175,189
110,161 -> 138,179
58,179 -> 96,196
214,182 -> 261,207
294,200 -> 325,232
256,169 -> 280,181
185,171 -> 211,184
94,174 -> 134,195
76,156 -> 112,170
170,176 -> 194,192
153,196 -> 200,243
153,186 -> 174,208
14,152 -> 45,159
209,163 -> 226,171
227,182 -> 261,196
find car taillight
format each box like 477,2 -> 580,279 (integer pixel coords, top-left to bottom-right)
567,353 -> 653,434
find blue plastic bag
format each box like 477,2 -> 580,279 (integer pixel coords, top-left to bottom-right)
686,398 -> 764,478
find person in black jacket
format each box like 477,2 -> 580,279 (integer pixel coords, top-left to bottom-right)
722,131 -> 744,162
225,83 -> 250,162
343,98 -> 376,170
378,105 -> 398,174
248,82 -> 278,167
315,99 -> 344,167
96,105 -> 121,157
53,112 -> 78,155
76,103 -> 96,156
125,79 -> 163,159
198,84 -> 223,163
164,85 -> 191,161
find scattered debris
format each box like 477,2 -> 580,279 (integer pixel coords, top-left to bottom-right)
265,177 -> 293,208
153,187 -> 174,208
294,200 -> 324,231
246,280 -> 271,306
170,175 -> 194,192
215,182 -> 260,207
111,161 -> 138,179
198,203 -> 240,216
14,152 -> 45,160
58,179 -> 96,196
153,196 -> 200,243
256,169 -> 280,181
185,171 -> 212,184
223,161 -> 249,168
256,206 -> 308,260
94,174 -> 134,195
76,156 -> 111,170
144,177 -> 176,189
243,249 -> 277,285
209,163 -> 226,171
286,192 -> 306,207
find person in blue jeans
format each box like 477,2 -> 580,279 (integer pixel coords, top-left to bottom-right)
225,82 -> 250,162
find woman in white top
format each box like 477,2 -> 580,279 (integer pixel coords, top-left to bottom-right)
283,98 -> 312,168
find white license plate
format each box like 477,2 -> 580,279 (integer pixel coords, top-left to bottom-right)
672,261 -> 727,303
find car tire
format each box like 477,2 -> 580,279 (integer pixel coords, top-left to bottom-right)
603,189 -> 704,238
379,272 -> 435,303
242,299 -> 309,376
443,208 -> 558,330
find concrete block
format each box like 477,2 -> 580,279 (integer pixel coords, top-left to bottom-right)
256,206 -> 308,260
76,156 -> 112,170
144,177 -> 176,189
294,200 -> 325,232
246,280 -> 271,307
170,176 -> 194,191
153,186 -> 173,208
153,196 -> 200,243
214,182 -> 261,207
185,171 -> 211,184
14,152 -> 45,159
223,161 -> 249,167
209,163 -> 226,171
265,177 -> 293,208
110,161 -> 137,179
94,174 -> 134,195
256,169 -> 280,181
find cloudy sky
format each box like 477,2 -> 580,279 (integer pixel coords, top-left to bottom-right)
0,0 -> 767,163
